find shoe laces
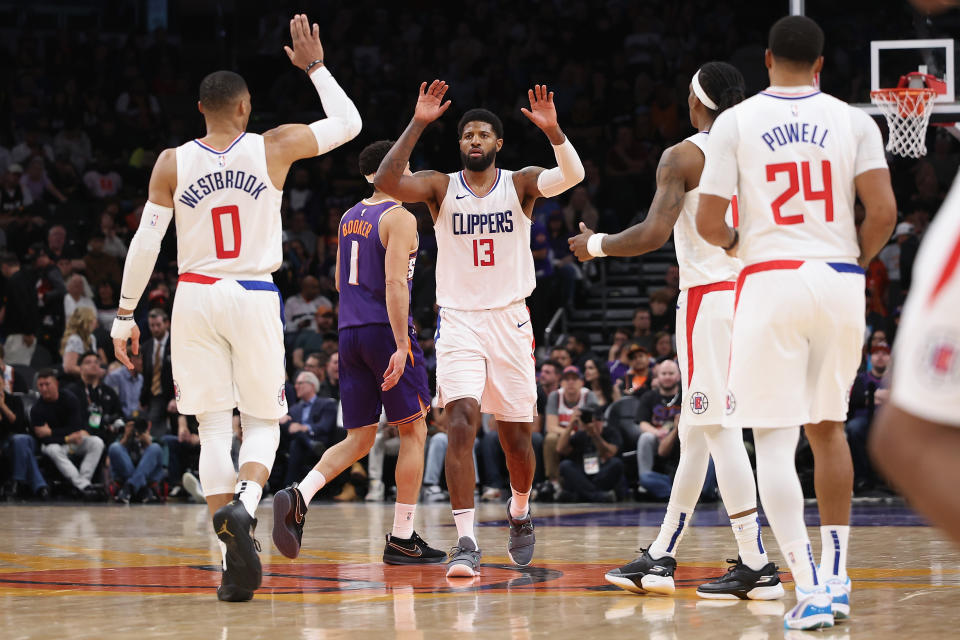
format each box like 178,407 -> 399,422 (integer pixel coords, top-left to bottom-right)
253,538 -> 262,553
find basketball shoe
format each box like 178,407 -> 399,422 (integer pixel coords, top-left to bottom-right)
446,536 -> 482,577
382,531 -> 447,565
783,585 -> 834,630
213,500 -> 262,601
505,498 -> 535,566
272,483 -> 307,559
696,558 -> 785,600
604,548 -> 676,595
820,568 -> 851,619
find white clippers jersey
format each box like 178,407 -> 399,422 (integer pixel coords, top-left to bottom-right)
699,86 -> 888,265
173,132 -> 283,280
674,132 -> 741,289
435,169 -> 536,310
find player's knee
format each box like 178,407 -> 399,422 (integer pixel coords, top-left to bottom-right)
238,413 -> 281,471
198,410 -> 234,446
348,424 -> 378,451
398,419 -> 427,446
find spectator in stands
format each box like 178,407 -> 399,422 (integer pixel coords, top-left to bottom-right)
66,352 -> 122,440
30,370 -> 104,499
618,344 -> 652,396
61,308 -> 101,377
542,366 -> 596,499
94,280 -> 119,331
565,331 -> 599,370
652,331 -> 675,360
584,357 -> 620,408
556,400 -> 623,502
648,288 -> 675,334
635,359 -> 682,484
64,274 -> 96,321
284,275 -> 332,333
20,156 -> 66,204
140,309 -> 173,436
0,363 -> 48,500
99,208 -> 128,258
318,352 -> 340,400
562,185 -> 600,234
893,220 -> 920,295
280,371 -> 339,488
84,233 -> 122,286
0,253 -> 41,358
83,155 -> 123,200
847,342 -> 891,494
631,307 -> 655,352
0,164 -> 29,212
108,417 -> 164,503
164,414 -> 201,501
104,352 -> 143,419
54,117 -> 93,172
549,346 -> 573,369
290,306 -> 336,369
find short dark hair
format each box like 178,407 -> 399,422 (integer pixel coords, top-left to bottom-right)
358,140 -> 394,176
457,108 -> 503,139
198,70 -> 249,113
540,359 -> 562,374
79,351 -> 99,364
36,368 -> 58,381
768,15 -> 824,66
696,61 -> 746,113
305,351 -> 329,367
0,252 -> 19,268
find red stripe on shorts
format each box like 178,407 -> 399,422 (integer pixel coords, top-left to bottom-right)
734,260 -> 805,311
684,281 -> 735,386
178,272 -> 220,284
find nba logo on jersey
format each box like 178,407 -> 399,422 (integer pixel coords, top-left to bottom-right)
690,392 -> 708,415
791,105 -> 799,117
217,154 -> 226,168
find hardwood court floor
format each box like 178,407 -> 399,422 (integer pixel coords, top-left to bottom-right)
0,500 -> 957,639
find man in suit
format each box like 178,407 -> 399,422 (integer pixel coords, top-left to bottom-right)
139,309 -> 173,438
280,371 -> 339,487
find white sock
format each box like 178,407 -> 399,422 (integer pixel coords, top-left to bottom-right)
299,469 -> 326,504
781,538 -> 819,591
509,485 -> 530,519
730,513 -> 769,571
648,504 -> 693,559
392,502 -> 417,539
235,480 -> 262,518
820,525 -> 850,580
453,508 -> 478,547
217,539 -> 227,570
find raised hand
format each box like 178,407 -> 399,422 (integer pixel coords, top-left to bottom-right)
283,13 -> 325,72
413,80 -> 452,125
521,84 -> 560,133
569,222 -> 597,262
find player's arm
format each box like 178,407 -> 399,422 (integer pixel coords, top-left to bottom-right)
110,149 -> 176,369
851,110 -> 897,268
570,143 -> 696,261
263,14 -> 362,187
374,81 -> 451,215
512,85 -> 585,215
379,207 -> 418,391
696,110 -> 741,252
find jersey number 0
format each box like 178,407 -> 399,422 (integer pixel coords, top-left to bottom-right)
212,205 -> 242,259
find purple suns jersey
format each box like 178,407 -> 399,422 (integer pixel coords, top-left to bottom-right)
337,198 -> 416,329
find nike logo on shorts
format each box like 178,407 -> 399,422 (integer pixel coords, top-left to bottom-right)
517,320 -> 529,328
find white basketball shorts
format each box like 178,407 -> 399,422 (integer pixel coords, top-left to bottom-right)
891,226 -> 960,426
435,302 -> 537,422
171,273 -> 287,420
676,281 -> 735,426
723,260 -> 865,429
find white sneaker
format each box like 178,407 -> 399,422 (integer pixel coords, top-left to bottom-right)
181,472 -> 204,503
422,484 -> 448,503
783,585 -> 834,631
825,575 -> 851,619
481,486 -> 501,502
365,480 -> 385,502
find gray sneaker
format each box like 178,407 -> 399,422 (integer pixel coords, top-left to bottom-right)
506,497 -> 535,566
446,536 -> 482,577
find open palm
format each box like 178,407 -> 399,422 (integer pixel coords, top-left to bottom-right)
413,80 -> 452,124
521,84 -> 559,131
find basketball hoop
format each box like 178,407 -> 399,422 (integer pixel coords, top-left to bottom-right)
871,72 -> 944,158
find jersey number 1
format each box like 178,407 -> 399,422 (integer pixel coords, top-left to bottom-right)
212,205 -> 241,259
766,160 -> 833,225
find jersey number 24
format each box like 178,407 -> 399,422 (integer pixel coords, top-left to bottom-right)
766,160 -> 833,225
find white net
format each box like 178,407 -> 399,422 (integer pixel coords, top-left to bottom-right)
870,89 -> 938,158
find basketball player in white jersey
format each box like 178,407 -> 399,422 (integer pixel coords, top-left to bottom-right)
696,16 -> 897,630
870,0 -> 960,552
374,82 -> 584,577
570,61 -> 781,601
110,14 -> 361,601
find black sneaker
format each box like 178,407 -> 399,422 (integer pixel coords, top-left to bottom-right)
604,548 -> 677,595
217,562 -> 255,602
213,500 -> 262,597
272,484 -> 307,559
382,531 -> 447,565
696,557 -> 785,600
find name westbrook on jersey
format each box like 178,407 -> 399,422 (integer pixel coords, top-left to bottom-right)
177,167 -> 269,209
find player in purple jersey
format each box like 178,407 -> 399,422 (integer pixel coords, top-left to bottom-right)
273,141 -> 445,565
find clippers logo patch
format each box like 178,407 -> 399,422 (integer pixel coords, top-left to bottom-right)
173,381 -> 181,402
922,332 -> 960,385
725,391 -> 736,415
690,392 -> 708,415
278,385 -> 287,406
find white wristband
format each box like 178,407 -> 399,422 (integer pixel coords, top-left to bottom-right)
110,317 -> 136,341
587,233 -> 607,258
